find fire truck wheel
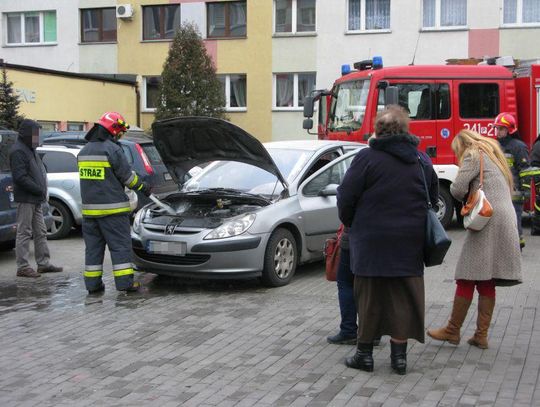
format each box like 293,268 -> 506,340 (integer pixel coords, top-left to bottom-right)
436,186 -> 454,228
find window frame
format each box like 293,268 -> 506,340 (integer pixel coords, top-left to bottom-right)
207,1 -> 247,39
421,0 -> 468,31
501,0 -> 540,27
273,0 -> 317,35
142,76 -> 162,113
67,122 -> 85,131
142,4 -> 181,41
346,0 -> 392,33
4,10 -> 57,46
80,7 -> 117,43
273,72 -> 317,111
218,74 -> 248,112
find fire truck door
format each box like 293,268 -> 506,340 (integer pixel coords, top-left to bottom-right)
434,82 -> 454,164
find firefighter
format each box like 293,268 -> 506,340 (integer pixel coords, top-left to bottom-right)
493,112 -> 529,248
79,112 -> 151,293
520,135 -> 540,235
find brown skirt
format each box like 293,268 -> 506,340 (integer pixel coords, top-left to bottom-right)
354,276 -> 425,343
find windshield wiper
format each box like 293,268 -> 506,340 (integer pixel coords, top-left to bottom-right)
193,188 -> 270,201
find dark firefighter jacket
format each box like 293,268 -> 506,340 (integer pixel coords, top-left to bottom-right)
531,136 -> 540,167
9,119 -> 48,204
78,125 -> 145,217
498,136 -> 529,192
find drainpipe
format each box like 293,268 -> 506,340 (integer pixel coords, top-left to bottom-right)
135,83 -> 141,128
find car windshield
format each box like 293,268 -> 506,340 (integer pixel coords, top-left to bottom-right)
182,148 -> 314,198
328,79 -> 370,132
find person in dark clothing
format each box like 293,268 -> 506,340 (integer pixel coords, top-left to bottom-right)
337,105 -> 438,375
522,135 -> 540,234
9,119 -> 63,277
79,112 -> 151,294
494,113 -> 529,248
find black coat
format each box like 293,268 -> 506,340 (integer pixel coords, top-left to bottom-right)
531,136 -> 540,167
337,134 -> 438,278
9,120 -> 47,204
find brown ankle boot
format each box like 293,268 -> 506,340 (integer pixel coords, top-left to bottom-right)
427,295 -> 472,345
467,296 -> 495,349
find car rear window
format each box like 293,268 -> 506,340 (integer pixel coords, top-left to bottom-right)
40,151 -> 78,173
141,144 -> 163,165
0,133 -> 16,172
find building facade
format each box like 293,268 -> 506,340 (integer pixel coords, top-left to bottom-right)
1,0 -> 540,140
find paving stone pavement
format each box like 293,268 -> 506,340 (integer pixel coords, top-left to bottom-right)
0,225 -> 539,406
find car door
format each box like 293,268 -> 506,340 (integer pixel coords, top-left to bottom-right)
297,150 -> 358,253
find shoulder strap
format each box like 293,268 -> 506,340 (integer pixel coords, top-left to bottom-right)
479,150 -> 484,188
418,156 -> 432,209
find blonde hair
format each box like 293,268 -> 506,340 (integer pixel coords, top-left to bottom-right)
451,129 -> 513,190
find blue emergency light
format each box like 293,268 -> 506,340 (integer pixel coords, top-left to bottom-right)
341,64 -> 351,75
373,56 -> 383,69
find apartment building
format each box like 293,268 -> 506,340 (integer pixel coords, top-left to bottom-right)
1,1 -> 539,140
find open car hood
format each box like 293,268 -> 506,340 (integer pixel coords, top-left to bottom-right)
152,117 -> 288,188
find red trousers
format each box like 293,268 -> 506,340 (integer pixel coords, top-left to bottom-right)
455,279 -> 496,299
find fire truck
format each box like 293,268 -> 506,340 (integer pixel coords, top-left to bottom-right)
303,57 -> 540,227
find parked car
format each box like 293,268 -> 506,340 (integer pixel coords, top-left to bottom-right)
36,144 -> 138,239
41,129 -> 178,209
1,129 -> 52,250
131,117 -> 365,287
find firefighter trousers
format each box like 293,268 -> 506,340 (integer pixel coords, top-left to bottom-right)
82,214 -> 134,292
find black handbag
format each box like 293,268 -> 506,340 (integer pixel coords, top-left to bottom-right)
419,157 -> 452,267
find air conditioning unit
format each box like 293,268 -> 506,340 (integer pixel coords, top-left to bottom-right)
116,4 -> 134,19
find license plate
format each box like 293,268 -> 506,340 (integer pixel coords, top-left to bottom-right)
147,240 -> 186,256
164,172 -> 172,181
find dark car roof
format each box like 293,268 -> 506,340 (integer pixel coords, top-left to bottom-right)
41,130 -> 153,146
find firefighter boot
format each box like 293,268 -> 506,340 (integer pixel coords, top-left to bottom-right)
390,340 -> 407,375
427,295 -> 472,345
468,296 -> 496,349
345,342 -> 374,372
84,266 -> 105,294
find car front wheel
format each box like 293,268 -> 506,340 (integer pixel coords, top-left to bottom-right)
47,200 -> 73,240
261,228 -> 297,287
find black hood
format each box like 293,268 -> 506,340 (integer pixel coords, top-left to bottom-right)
85,124 -> 114,142
18,119 -> 40,149
152,117 -> 288,188
369,134 -> 420,164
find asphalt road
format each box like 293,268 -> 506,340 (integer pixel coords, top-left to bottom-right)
0,224 -> 539,406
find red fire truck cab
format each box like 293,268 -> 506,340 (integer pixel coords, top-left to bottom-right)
304,58 -> 540,227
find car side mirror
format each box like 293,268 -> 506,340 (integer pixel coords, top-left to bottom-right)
303,96 -> 314,117
318,184 -> 339,197
303,118 -> 314,130
385,86 -> 399,106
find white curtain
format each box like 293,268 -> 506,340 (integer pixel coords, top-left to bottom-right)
349,0 -> 361,30
297,0 -> 316,32
366,0 -> 390,30
230,2 -> 247,36
523,0 -> 540,23
208,3 -> 225,37
143,7 -> 161,39
164,5 -> 180,39
504,0 -> 517,23
276,74 -> 294,107
441,0 -> 467,26
423,0 -> 435,27
7,14 -> 21,43
25,13 -> 40,43
298,73 -> 316,107
231,75 -> 247,107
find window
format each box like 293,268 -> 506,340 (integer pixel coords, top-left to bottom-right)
303,154 -> 355,196
348,0 -> 390,31
81,8 -> 116,42
274,0 -> 316,34
143,76 -> 162,111
37,121 -> 57,132
218,74 -> 247,110
67,122 -> 85,131
207,1 -> 247,38
143,5 -> 180,40
329,79 -> 370,131
422,0 -> 467,29
459,84 -> 499,118
41,152 -> 78,173
274,72 -> 316,109
5,11 -> 57,45
503,0 -> 540,25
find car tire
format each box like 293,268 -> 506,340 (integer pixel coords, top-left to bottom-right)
47,199 -> 73,240
261,228 -> 297,287
0,241 -> 15,251
436,186 -> 454,228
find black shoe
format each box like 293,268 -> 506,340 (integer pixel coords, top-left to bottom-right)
122,281 -> 142,293
390,341 -> 407,375
345,343 -> 374,372
327,332 -> 357,345
88,283 -> 105,294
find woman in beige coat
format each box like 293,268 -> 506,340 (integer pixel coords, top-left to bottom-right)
428,129 -> 522,349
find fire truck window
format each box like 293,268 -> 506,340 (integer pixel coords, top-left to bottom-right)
395,84 -> 432,120
459,84 -> 499,118
436,84 -> 451,120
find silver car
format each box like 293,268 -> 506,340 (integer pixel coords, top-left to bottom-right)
37,145 -> 138,239
131,117 -> 365,287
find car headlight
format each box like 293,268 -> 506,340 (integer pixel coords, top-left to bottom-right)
132,209 -> 144,234
204,213 -> 256,240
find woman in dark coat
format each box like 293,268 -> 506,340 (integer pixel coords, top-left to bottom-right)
337,106 -> 438,375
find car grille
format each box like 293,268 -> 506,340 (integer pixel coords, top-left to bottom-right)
133,248 -> 210,266
143,224 -> 200,235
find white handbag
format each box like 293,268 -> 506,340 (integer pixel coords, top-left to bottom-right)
461,151 -> 494,232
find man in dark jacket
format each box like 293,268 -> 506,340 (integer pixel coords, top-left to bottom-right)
9,119 -> 63,277
494,113 -> 529,248
521,135 -> 540,234
79,112 -> 151,293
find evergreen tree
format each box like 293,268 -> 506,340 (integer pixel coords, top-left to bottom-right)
155,23 -> 226,121
0,64 -> 24,130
